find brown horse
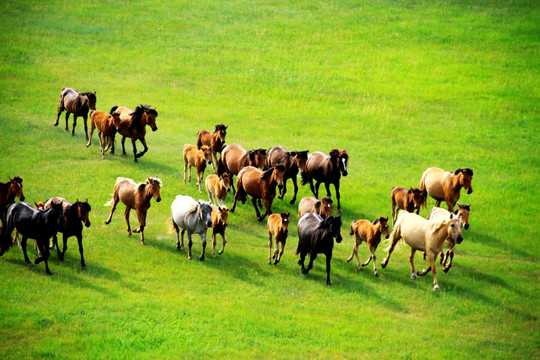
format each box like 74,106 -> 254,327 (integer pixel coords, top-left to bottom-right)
219,144 -> 267,193
0,176 -> 25,229
86,110 -> 121,158
197,124 -> 228,171
105,177 -> 162,244
267,211 -> 289,265
391,187 -> 424,225
210,205 -> 229,257
54,88 -> 97,141
183,144 -> 213,193
267,147 -> 309,204
346,217 -> 390,276
205,173 -> 231,207
419,167 -> 474,213
301,149 -> 349,212
109,105 -> 158,162
230,165 -> 286,221
297,196 -> 333,219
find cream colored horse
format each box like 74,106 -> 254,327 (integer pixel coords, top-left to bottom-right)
381,211 -> 463,291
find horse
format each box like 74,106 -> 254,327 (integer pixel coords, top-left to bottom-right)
296,213 -> 343,285
109,105 -> 158,162
183,144 -> 213,193
266,147 -> 309,204
0,176 -> 25,229
44,197 -> 91,269
53,88 -> 97,141
391,187 -> 424,225
297,196 -> 333,219
267,211 -> 289,265
86,110 -> 121,158
205,173 -> 231,208
427,204 -> 470,272
346,217 -> 390,276
170,195 -> 213,261
218,144 -> 267,193
105,177 -> 162,244
381,211 -> 463,291
230,165 -> 286,222
210,204 -> 229,257
0,201 -> 64,275
419,167 -> 474,213
197,124 -> 228,171
301,149 -> 349,212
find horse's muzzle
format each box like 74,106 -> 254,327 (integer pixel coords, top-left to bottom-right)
342,170 -> 348,177
467,188 -> 473,194
85,221 -> 91,228
207,221 -> 213,227
456,235 -> 464,244
155,197 -> 162,202
223,223 -> 227,228
385,234 -> 390,239
283,229 -> 288,235
20,195 -> 26,201
336,234 -> 343,243
152,127 -> 158,132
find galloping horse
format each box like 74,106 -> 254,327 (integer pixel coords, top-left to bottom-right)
230,165 -> 286,222
44,197 -> 91,269
109,105 -> 158,162
381,212 -> 463,291
0,176 -> 25,229
346,217 -> 390,277
197,124 -> 228,171
219,144 -> 267,193
105,177 -> 162,244
301,149 -> 349,212
267,147 -> 309,204
419,167 -> 474,213
267,211 -> 289,265
296,213 -> 343,285
0,201 -> 64,275
86,110 -> 121,158
54,88 -> 97,141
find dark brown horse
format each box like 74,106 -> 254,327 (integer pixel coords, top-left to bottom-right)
267,147 -> 309,204
0,176 -> 25,230
197,124 -> 228,171
109,105 -> 158,162
44,197 -> 91,269
54,88 -> 97,141
419,167 -> 474,213
301,149 -> 349,212
219,144 -> 267,193
230,165 -> 286,221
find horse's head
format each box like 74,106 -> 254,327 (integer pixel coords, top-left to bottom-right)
76,199 -> 92,228
220,173 -> 231,192
455,168 -> 474,194
144,107 -> 158,132
329,216 -> 343,243
216,206 -> 229,228
83,92 -> 97,110
34,201 -> 45,211
374,217 -> 390,239
280,211 -> 290,235
199,202 -> 213,228
271,164 -> 286,191
294,150 -> 309,172
110,112 -> 121,127
49,200 -> 65,229
9,176 -> 24,202
447,213 -> 463,244
339,150 -> 349,177
214,124 -> 227,141
318,196 -> 333,218
456,203 -> 471,230
254,149 -> 268,169
200,145 -> 213,164
409,187 -> 424,209
146,177 -> 162,202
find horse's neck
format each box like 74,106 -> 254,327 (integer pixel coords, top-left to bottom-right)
138,186 -> 153,205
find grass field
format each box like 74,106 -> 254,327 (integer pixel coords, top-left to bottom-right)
0,0 -> 538,358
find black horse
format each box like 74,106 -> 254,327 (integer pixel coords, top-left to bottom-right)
296,213 -> 343,285
0,202 -> 64,275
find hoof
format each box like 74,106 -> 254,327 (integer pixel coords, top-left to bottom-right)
199,256 -> 205,261
374,271 -> 379,277
411,272 -> 417,279
188,255 -> 192,260
218,250 -> 223,255
381,260 -> 387,269
25,261 -> 33,266
273,260 -> 279,265
81,265 -> 87,270
443,267 -> 450,273
433,285 -> 440,291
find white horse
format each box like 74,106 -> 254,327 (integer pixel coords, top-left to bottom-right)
381,211 -> 463,291
170,195 -> 213,261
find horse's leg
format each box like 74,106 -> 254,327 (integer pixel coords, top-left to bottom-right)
133,210 -> 146,244
218,232 -> 226,255
197,169 -> 203,193
289,176 -> 299,204
131,138 -> 138,163
105,196 -> 119,225
181,228 -> 186,251
268,232 -> 273,264
346,240 -> 360,270
251,197 -> 263,221
71,114 -> 78,136
86,122 -> 95,147
173,221 -> 181,249
60,234 -> 68,261
187,231 -> 193,260
199,232 -> 207,261
409,248 -> 417,279
65,112 -> 71,132
381,230 -> 400,269
278,178 -> 286,200
303,251 -> 317,275
82,114 -> 89,141
308,178 -> 316,197
425,251 -> 439,291
121,136 -> 127,155
445,198 -> 455,213
325,252 -> 333,285
314,180 -> 322,198
35,240 -> 51,275
363,245 -> 379,277
435,200 -> 441,208
212,231 -> 217,257
124,207 -> 132,236
21,236 -> 32,265
54,101 -> 64,126
334,182 -> 341,212
324,182 -> 332,198
275,239 -> 285,265
443,249 -> 454,273
135,136 -> 149,159
298,251 -> 307,273
110,134 -> 115,154
76,234 -> 86,269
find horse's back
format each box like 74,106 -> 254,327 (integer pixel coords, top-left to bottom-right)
171,195 -> 198,228
306,151 -> 328,177
428,207 -> 450,220
395,212 -> 428,250
222,144 -> 247,174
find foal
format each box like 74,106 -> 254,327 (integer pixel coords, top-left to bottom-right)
346,217 -> 389,276
267,211 -> 289,265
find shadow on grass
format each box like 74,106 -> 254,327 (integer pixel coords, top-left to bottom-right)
470,231 -> 535,261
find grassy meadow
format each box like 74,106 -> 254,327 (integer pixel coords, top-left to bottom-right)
0,0 -> 538,358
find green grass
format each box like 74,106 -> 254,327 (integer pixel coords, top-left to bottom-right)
0,0 -> 538,358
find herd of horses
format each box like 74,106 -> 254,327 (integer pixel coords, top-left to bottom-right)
0,88 -> 475,291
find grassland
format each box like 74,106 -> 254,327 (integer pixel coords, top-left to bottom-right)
0,0 -> 538,359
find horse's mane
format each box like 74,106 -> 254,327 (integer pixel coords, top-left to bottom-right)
129,105 -> 147,130
454,168 -> 474,176
147,176 -> 162,187
214,124 -> 227,133
261,167 -> 274,180
430,216 -> 452,235
340,149 -> 349,162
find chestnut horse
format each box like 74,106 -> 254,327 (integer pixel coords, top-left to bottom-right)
219,144 -> 267,193
205,173 -> 231,208
301,149 -> 349,212
419,167 -> 474,213
210,204 -> 229,257
381,212 -> 463,291
346,217 -> 390,276
0,176 -> 25,229
54,88 -> 97,141
109,105 -> 158,162
86,110 -> 121,158
44,197 -> 91,269
105,177 -> 162,244
267,147 -> 309,204
183,144 -> 213,193
230,165 -> 285,222
391,187 -> 424,225
267,211 -> 289,265
197,124 -> 228,171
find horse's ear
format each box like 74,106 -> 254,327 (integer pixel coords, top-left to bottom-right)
382,217 -> 388,222
225,125 -> 228,129
373,218 -> 380,225
454,168 -> 462,175
86,198 -> 88,203
407,188 -> 412,194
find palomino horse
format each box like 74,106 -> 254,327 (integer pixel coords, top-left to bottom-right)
109,105 -> 158,162
230,165 -> 286,222
391,187 -> 424,225
381,212 -> 463,291
197,124 -> 228,171
105,177 -> 162,244
219,144 -> 267,193
267,211 -> 289,265
44,197 -> 91,269
296,213 -> 343,285
419,167 -> 474,213
0,176 -> 25,229
346,217 -> 390,277
297,196 -> 333,219
54,88 -> 97,141
301,149 -> 349,212
0,201 -> 64,275
427,204 -> 470,272
267,147 -> 309,204
170,195 -> 213,261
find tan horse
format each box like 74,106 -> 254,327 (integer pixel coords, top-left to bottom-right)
210,205 -> 229,257
297,196 -> 333,219
183,144 -> 212,193
219,144 -> 267,193
347,217 -> 390,276
86,110 -> 121,158
419,167 -> 474,213
197,124 -> 227,171
391,187 -> 424,225
267,211 -> 289,265
230,165 -> 286,221
109,105 -> 158,162
381,212 -> 463,291
205,173 -> 231,207
105,177 -> 162,244
54,88 -> 97,141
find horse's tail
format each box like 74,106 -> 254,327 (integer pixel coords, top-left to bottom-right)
110,105 -> 119,115
217,158 -> 227,177
384,220 -> 403,252
235,174 -> 247,204
0,204 -> 16,255
167,217 -> 178,234
349,220 -> 357,236
300,170 -> 310,186
418,171 -> 429,209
